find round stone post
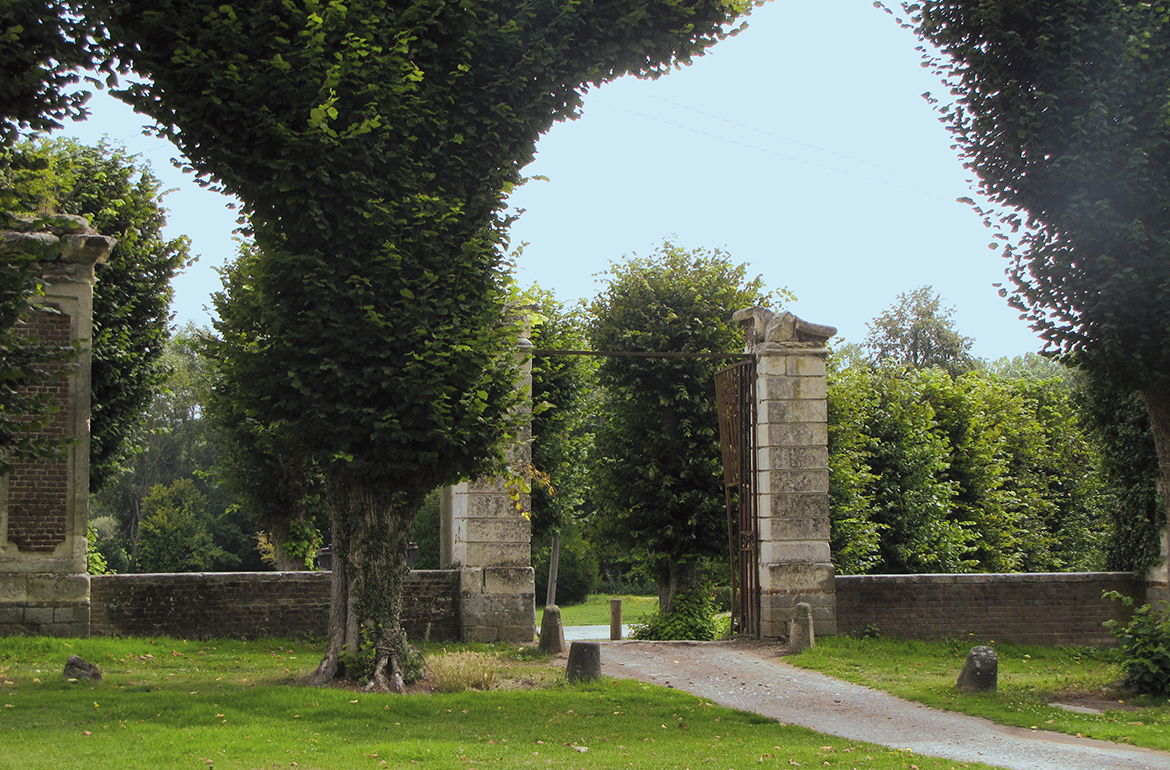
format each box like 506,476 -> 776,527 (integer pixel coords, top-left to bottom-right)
733,308 -> 837,640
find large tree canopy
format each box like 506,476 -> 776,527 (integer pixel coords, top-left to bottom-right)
900,1 -> 1170,390
83,0 -> 757,689
896,0 -> 1170,575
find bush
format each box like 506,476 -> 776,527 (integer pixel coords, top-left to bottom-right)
632,588 -> 719,641
1104,590 -> 1170,696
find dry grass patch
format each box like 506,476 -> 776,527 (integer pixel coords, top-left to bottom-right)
426,649 -> 496,693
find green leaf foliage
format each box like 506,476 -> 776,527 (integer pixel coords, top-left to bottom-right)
828,349 -> 1112,575
587,240 -> 776,612
0,138 -> 188,491
864,286 -> 975,377
136,478 -> 227,573
0,0 -> 108,144
92,0 -> 759,684
1104,591 -> 1170,697
900,1 -> 1170,566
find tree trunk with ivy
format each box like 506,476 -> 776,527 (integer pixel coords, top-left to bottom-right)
1141,392 -> 1170,603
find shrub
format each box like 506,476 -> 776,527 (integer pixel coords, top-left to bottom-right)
1104,590 -> 1170,696
632,588 -> 719,641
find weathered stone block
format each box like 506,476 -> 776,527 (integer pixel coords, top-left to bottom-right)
462,626 -> 499,643
762,561 -> 835,593
464,542 -> 529,568
762,375 -> 826,401
759,446 -> 829,471
483,566 -> 534,595
760,469 -> 829,495
459,568 -> 484,594
756,516 -> 830,543
0,575 -> 27,602
759,540 -> 831,564
497,624 -> 535,643
26,574 -> 89,602
0,607 -> 23,624
769,494 -> 830,520
466,518 -> 531,544
785,356 -> 827,377
24,607 -> 54,625
464,493 -> 517,518
759,421 -> 827,448
766,400 -> 827,425
54,605 -> 88,623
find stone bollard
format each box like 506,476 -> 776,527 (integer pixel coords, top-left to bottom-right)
566,641 -> 601,684
539,605 -> 566,655
788,602 -> 816,653
955,646 -> 998,693
610,598 -> 623,640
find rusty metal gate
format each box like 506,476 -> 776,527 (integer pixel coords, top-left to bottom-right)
715,358 -> 759,637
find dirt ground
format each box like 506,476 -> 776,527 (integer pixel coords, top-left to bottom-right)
577,638 -> 1170,770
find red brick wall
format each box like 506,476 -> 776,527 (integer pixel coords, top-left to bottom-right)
6,306 -> 72,552
835,572 -> 1141,647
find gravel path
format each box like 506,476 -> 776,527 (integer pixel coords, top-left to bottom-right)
596,639 -> 1170,770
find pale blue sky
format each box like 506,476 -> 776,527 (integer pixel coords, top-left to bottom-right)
51,0 -> 1042,360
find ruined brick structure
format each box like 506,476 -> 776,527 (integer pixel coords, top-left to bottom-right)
0,215 -> 114,637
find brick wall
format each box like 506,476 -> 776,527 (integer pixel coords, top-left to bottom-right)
5,306 -> 72,553
90,570 -> 461,641
836,572 -> 1142,647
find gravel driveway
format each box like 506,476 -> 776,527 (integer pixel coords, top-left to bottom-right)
596,639 -> 1170,770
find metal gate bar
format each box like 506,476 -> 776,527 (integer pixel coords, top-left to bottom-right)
715,358 -> 758,638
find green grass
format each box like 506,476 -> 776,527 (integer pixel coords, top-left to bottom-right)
537,594 -> 658,627
0,635 -> 1003,770
789,635 -> 1170,752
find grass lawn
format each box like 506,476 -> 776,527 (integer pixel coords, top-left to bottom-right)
789,635 -> 1170,753
537,594 -> 658,627
0,634 -> 1002,770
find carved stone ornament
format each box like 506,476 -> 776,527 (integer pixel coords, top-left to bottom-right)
733,307 -> 837,347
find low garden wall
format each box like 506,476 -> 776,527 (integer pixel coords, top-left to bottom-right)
835,572 -> 1142,647
90,570 -> 460,642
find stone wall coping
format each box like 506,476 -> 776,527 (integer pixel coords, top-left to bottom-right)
837,572 -> 1139,585
92,569 -> 458,584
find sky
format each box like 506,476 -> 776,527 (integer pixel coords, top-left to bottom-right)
50,0 -> 1043,361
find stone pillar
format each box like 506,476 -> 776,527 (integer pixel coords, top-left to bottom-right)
439,320 -> 536,643
733,307 -> 837,639
0,214 -> 115,637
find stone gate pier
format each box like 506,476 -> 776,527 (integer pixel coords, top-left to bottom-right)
0,216 -> 115,637
735,308 -> 837,639
438,318 -> 536,643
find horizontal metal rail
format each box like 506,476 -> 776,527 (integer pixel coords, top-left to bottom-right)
532,349 -> 751,360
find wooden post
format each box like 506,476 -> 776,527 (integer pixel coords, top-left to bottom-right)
609,597 -> 622,640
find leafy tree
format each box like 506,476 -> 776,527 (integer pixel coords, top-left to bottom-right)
94,0 -> 757,690
0,0 -> 108,145
206,243 -> 326,570
898,1 -> 1170,571
136,478 -> 227,573
588,240 -> 775,618
525,286 -> 596,545
864,286 -> 975,376
0,138 -> 188,490
90,326 -> 257,572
